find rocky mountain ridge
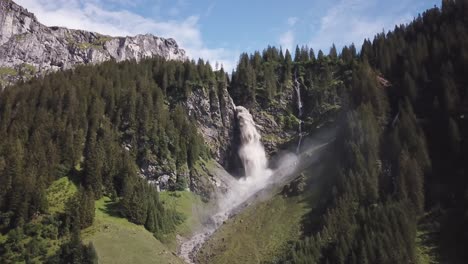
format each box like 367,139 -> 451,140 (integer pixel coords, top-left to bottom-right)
0,0 -> 187,87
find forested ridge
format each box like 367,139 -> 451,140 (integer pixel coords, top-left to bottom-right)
0,58 -> 218,262
364,0 -> 468,221
228,40 -> 429,263
286,1 -> 468,263
228,1 -> 467,263
0,0 -> 467,263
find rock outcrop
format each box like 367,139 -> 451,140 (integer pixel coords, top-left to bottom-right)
190,159 -> 234,201
0,0 -> 187,86
185,86 -> 236,167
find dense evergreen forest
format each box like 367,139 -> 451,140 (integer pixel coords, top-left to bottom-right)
229,1 -> 467,263
228,39 -> 428,264
0,58 -> 219,262
286,1 -> 467,263
0,0 -> 467,263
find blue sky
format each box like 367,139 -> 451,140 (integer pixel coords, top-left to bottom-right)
16,0 -> 439,71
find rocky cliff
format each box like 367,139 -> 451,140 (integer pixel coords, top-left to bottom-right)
185,85 -> 236,167
0,0 -> 187,87
0,0 -> 299,200
185,84 -> 297,173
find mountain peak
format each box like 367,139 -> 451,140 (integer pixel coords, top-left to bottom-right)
0,0 -> 187,87
0,0 -> 38,46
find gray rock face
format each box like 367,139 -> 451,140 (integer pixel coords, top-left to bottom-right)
190,159 -> 234,201
250,86 -> 296,156
185,86 -> 236,167
0,0 -> 38,46
184,83 -> 296,176
0,0 -> 187,86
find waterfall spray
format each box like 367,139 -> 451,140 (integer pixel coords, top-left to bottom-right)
177,99 -> 334,263
236,106 -> 270,179
216,106 -> 272,214
177,102 -> 333,264
179,105 -> 273,263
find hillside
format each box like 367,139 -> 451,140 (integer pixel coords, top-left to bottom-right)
0,0 -> 467,263
82,197 -> 184,264
198,194 -> 308,264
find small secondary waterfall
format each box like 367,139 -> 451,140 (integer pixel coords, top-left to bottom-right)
294,71 -> 304,153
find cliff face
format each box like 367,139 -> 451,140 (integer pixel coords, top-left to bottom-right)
0,0 -> 186,86
0,0 -> 300,200
185,85 -> 236,167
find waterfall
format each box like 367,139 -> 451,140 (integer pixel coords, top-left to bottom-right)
178,101 -> 335,264
236,106 -> 269,180
215,106 -> 272,213
294,71 -> 304,153
179,105 -> 272,263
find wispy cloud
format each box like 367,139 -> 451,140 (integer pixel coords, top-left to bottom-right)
13,0 -> 429,71
15,0 -> 237,71
278,16 -> 300,52
279,30 -> 294,52
204,2 -> 216,17
287,17 -> 299,27
309,0 -> 414,52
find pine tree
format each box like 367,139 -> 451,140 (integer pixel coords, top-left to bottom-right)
83,136 -> 103,198
447,117 -> 461,155
329,44 -> 338,59
283,49 -> 293,89
309,48 -> 316,62
294,45 -> 301,62
317,50 -> 325,61
79,188 -> 95,229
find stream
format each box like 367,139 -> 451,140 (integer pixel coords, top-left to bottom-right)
177,141 -> 334,263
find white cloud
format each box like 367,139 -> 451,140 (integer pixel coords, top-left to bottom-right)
309,0 -> 413,52
279,30 -> 294,52
278,16 -> 299,53
204,2 -> 216,17
15,0 -> 237,71
287,17 -> 298,27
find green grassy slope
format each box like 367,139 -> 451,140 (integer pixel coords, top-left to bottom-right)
82,197 -> 184,264
159,191 -> 210,251
160,191 -> 206,237
196,192 -> 314,264
195,150 -> 332,264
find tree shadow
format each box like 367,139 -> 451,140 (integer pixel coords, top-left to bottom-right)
297,145 -> 339,238
99,199 -> 124,218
